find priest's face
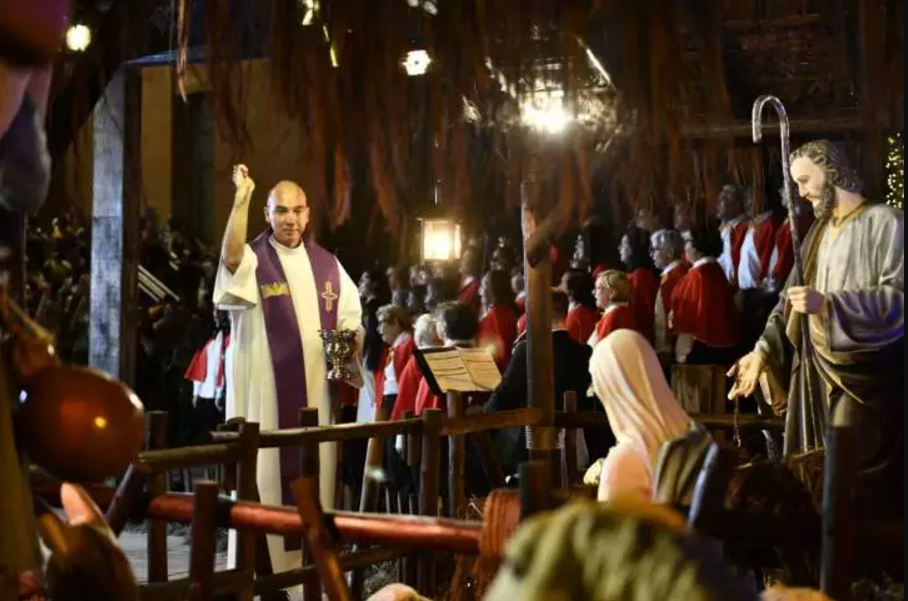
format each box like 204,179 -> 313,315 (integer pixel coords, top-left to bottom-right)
265,183 -> 309,247
791,156 -> 836,221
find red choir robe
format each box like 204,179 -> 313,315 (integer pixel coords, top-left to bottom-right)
627,267 -> 659,340
414,378 -> 443,416
372,346 -> 390,404
769,213 -> 815,285
184,333 -> 230,397
589,302 -> 637,346
376,335 -> 415,400
478,304 -> 519,373
458,277 -> 481,312
517,311 -> 527,337
390,355 -> 423,421
566,304 -> 599,345
654,261 -> 690,354
671,258 -> 741,349
719,216 -> 750,284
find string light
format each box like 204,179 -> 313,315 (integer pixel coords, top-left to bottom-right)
886,132 -> 903,210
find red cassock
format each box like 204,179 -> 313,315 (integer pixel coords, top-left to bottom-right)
458,278 -> 481,312
594,303 -> 638,342
414,378 -> 443,416
770,213 -> 815,284
517,312 -> 527,337
659,262 -> 690,333
671,259 -> 741,348
478,305 -> 519,372
391,355 -> 422,420
376,336 -> 415,400
627,267 -> 659,340
184,333 -> 230,389
751,213 -> 779,284
566,304 -> 599,344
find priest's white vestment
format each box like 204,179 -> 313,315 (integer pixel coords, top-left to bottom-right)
214,236 -> 362,580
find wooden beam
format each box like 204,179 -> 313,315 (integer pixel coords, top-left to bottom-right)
47,0 -> 154,159
680,113 -> 864,138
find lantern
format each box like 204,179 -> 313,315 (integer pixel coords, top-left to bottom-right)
419,218 -> 462,263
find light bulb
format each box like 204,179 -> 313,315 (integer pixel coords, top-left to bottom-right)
402,50 -> 431,76
65,24 -> 91,52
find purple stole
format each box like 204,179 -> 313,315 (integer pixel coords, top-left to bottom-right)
250,231 -> 339,552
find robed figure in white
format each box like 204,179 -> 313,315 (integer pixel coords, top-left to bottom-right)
214,165 -> 363,583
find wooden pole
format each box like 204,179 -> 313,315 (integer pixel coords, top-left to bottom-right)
445,391 -> 466,517
520,153 -> 558,476
188,481 -> 219,601
417,409 -> 443,594
146,411 -> 169,583
519,460 -> 553,521
235,421 -> 260,601
298,407 -> 321,601
402,410 -> 419,587
820,426 -> 857,601
350,404 -> 388,598
561,391 -> 578,487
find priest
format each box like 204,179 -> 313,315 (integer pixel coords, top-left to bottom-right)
214,165 -> 363,575
729,140 -> 904,514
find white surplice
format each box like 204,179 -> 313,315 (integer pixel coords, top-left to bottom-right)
214,236 -> 363,582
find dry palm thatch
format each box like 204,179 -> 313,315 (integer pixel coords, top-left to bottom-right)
182,0 -> 902,239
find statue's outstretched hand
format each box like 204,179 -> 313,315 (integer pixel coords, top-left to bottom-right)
727,352 -> 766,400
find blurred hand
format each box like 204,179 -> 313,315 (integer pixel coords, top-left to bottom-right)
787,286 -> 826,316
231,164 -> 255,199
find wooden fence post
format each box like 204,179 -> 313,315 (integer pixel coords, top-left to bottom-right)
820,426 -> 856,601
146,410 -> 168,583
235,421 -> 260,601
188,481 -> 219,601
298,407 -> 321,601
417,409 -> 443,595
445,392 -> 466,517
561,391 -> 578,488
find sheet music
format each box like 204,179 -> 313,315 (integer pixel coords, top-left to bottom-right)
419,347 -> 502,392
459,347 -> 502,391
420,349 -> 475,392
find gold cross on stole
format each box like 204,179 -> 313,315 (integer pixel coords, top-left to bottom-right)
321,281 -> 339,312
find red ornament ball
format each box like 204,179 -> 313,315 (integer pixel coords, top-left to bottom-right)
17,365 -> 145,482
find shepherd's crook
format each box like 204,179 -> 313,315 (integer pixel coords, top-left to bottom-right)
751,95 -> 804,286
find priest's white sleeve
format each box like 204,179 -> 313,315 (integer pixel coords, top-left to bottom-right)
213,245 -> 259,310
336,260 -> 364,344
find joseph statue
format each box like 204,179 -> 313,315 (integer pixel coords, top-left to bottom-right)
729,140 -> 903,514
214,165 -> 363,580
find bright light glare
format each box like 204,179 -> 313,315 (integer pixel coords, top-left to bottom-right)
402,50 -> 432,76
65,24 -> 92,52
520,92 -> 572,135
422,219 -> 462,262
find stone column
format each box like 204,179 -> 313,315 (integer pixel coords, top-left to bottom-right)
90,69 -> 140,384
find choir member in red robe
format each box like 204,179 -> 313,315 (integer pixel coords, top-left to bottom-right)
671,229 -> 741,366
650,229 -> 689,366
619,226 -> 659,342
457,247 -> 482,313
561,269 -> 599,344
375,304 -> 416,494
392,314 -> 443,421
739,209 -> 778,290
588,270 -> 638,347
766,192 -> 815,293
715,184 -> 750,286
478,270 -> 520,372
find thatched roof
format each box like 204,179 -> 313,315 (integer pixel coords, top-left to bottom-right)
58,0 -> 904,239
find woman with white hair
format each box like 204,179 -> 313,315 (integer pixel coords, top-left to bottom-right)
390,313 -> 442,421
588,330 -> 693,501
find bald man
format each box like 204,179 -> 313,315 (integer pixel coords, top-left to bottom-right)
214,165 -> 363,582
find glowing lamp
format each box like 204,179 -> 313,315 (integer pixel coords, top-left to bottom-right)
65,24 -> 91,52
420,218 -> 462,262
402,50 -> 432,76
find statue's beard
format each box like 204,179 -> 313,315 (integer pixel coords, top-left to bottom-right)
812,183 -> 837,221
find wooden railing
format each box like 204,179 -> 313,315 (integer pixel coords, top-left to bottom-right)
33,401 -> 787,600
